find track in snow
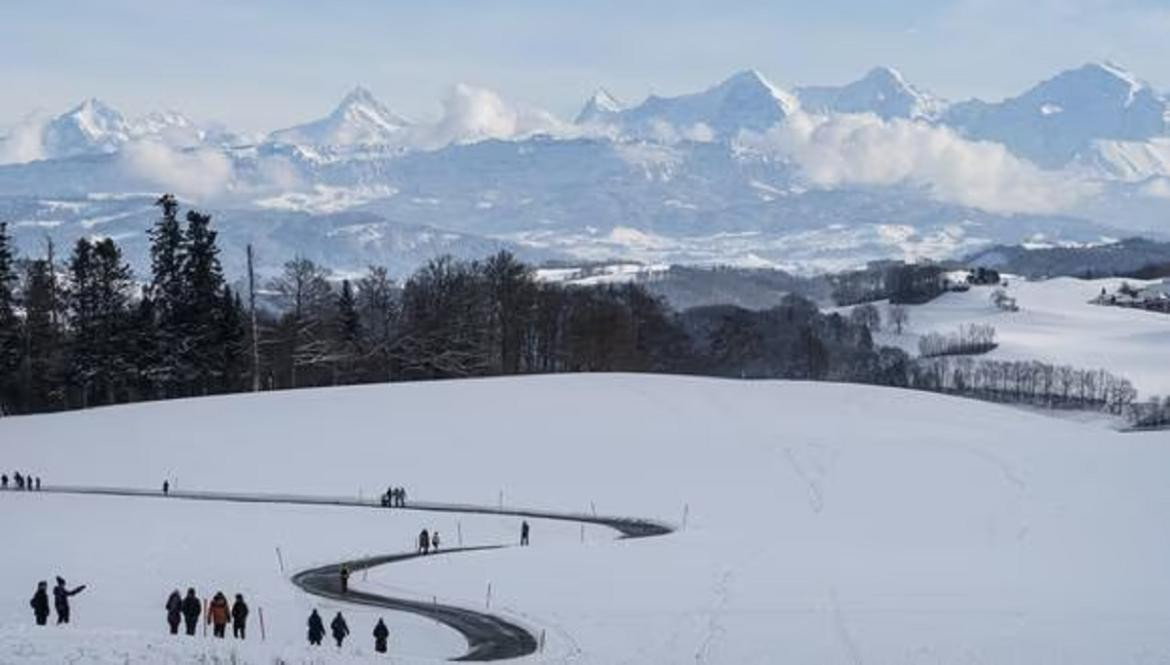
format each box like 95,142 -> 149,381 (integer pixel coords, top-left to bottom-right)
32,485 -> 673,661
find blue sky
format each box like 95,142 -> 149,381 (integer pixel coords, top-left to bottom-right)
3,0 -> 1169,131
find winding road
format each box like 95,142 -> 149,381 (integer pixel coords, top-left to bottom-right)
36,485 -> 674,661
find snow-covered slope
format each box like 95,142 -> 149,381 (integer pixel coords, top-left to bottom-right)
796,66 -> 945,120
945,62 -> 1170,168
1,375 -> 1169,663
867,277 -> 1170,395
577,69 -> 798,141
268,86 -> 411,147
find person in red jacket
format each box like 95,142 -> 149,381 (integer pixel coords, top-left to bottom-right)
206,592 -> 230,638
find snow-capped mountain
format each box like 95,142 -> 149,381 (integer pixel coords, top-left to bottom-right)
944,62 -> 1170,168
268,86 -> 410,147
796,66 -> 945,120
575,69 -> 798,141
575,89 -> 626,125
41,98 -> 132,158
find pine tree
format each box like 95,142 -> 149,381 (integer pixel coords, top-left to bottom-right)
216,286 -> 247,392
148,194 -> 187,394
20,259 -> 64,411
182,209 -> 225,393
335,279 -> 363,383
0,223 -> 21,413
66,238 -> 134,407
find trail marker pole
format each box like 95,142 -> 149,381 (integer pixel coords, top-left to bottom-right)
682,503 -> 689,530
486,583 -> 492,609
457,521 -> 463,547
203,598 -> 209,637
275,547 -> 286,575
539,629 -> 546,653
258,607 -> 266,642
590,501 -> 596,517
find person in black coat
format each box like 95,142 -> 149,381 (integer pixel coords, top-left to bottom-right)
2,474 -> 8,489
53,576 -> 86,624
231,594 -> 249,639
29,581 -> 50,626
339,566 -> 350,594
181,588 -> 201,636
165,590 -> 182,634
373,617 -> 390,653
307,609 -> 325,646
330,611 -> 350,648
521,521 -> 530,546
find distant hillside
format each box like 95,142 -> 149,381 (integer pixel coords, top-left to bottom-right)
963,237 -> 1170,278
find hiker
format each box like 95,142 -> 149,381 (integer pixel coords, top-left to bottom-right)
231,594 -> 249,639
53,576 -> 86,624
207,591 -> 230,638
34,477 -> 40,491
2,474 -> 7,489
398,487 -> 407,507
29,581 -> 50,626
521,521 -> 530,546
307,609 -> 325,646
165,590 -> 183,634
14,472 -> 23,490
431,531 -> 441,552
340,566 -> 350,594
418,529 -> 430,555
181,588 -> 201,636
373,617 -> 390,653
330,611 -> 349,648
163,480 -> 169,495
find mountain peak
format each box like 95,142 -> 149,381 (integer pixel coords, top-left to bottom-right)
575,88 -> 624,124
270,86 -> 409,147
795,66 -> 943,120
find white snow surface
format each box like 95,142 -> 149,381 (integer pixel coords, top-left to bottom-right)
2,374 -> 1170,664
868,277 -> 1170,396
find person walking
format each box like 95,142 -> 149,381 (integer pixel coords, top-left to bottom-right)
339,566 -> 351,594
29,581 -> 50,626
53,576 -> 86,624
165,590 -> 183,635
307,609 -> 325,646
520,521 -> 530,546
163,480 -> 169,495
418,529 -> 430,555
231,594 -> 249,639
330,611 -> 350,648
431,531 -> 441,552
35,477 -> 40,491
207,592 -> 230,638
373,617 -> 390,653
2,474 -> 8,489
181,588 -> 201,636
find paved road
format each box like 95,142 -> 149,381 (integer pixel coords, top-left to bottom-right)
32,484 -> 673,661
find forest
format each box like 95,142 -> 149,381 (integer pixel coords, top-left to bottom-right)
0,197 -> 1157,426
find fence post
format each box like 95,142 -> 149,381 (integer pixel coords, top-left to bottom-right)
275,547 -> 286,574
258,607 -> 266,642
486,582 -> 492,609
457,521 -> 463,547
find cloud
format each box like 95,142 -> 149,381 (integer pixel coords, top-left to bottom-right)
408,84 -> 577,150
739,111 -> 1096,214
118,139 -> 234,200
0,116 -> 48,164
1140,177 -> 1170,199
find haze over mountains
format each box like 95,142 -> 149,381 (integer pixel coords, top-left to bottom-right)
1,63 -> 1168,275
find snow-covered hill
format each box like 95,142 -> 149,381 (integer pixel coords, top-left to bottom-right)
1,375 -> 1168,663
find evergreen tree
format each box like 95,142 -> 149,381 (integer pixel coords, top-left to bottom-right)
182,210 -> 225,393
0,223 -> 21,413
66,238 -> 134,406
215,287 -> 248,393
148,194 -> 187,393
20,259 -> 64,411
334,279 -> 363,383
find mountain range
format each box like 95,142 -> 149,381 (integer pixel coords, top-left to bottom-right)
1,62 -> 1168,277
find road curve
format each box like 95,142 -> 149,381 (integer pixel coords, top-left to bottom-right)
34,485 -> 674,661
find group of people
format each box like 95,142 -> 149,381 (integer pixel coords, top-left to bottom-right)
29,577 -> 86,626
417,528 -> 441,554
165,588 -> 249,639
306,609 -> 391,653
380,486 -> 408,508
2,472 -> 41,491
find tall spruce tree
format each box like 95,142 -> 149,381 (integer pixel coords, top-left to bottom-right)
335,279 -> 363,383
182,210 -> 225,393
20,259 -> 64,411
0,223 -> 20,413
148,194 -> 187,393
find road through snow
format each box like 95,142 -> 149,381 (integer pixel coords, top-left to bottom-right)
27,484 -> 673,662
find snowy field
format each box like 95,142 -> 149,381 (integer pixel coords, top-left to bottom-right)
2,374 -> 1170,663
869,277 -> 1170,396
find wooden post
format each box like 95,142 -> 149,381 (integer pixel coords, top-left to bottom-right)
539,629 -> 546,653
258,607 -> 266,642
275,547 -> 286,574
486,583 -> 492,609
457,521 -> 463,547
590,501 -> 596,517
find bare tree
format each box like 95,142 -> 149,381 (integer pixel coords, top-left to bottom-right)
886,304 -> 909,334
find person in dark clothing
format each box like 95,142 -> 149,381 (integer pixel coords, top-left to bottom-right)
330,611 -> 349,648
307,609 -> 325,646
207,591 -> 230,638
373,618 -> 390,653
431,531 -> 441,552
418,529 -> 430,555
165,590 -> 183,635
53,576 -> 86,624
398,488 -> 407,507
521,521 -> 530,546
181,588 -> 201,636
339,566 -> 350,594
30,581 -> 50,626
13,473 -> 23,490
2,474 -> 8,489
34,477 -> 40,491
231,594 -> 249,639
162,481 -> 169,495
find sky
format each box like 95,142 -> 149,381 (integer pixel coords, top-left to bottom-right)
2,0 -> 1170,132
